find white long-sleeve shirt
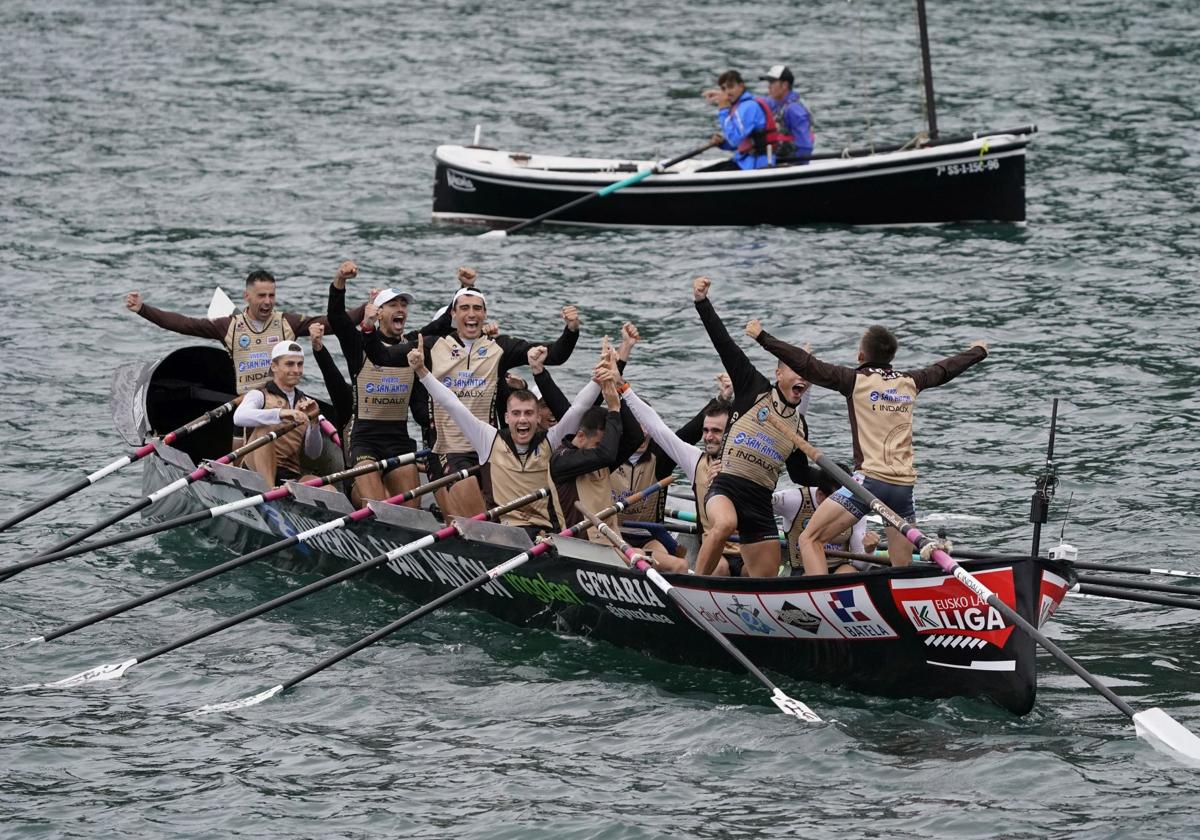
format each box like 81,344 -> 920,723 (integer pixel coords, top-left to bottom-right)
420,371 -> 599,458
233,388 -> 323,458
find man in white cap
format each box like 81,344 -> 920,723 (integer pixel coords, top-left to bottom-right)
233,339 -> 324,486
760,64 -> 814,160
366,285 -> 581,516
326,261 -> 469,504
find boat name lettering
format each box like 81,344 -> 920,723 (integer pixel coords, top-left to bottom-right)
935,159 -> 1000,177
422,550 -> 511,598
606,604 -> 672,624
503,572 -> 584,605
575,570 -> 666,608
447,170 -> 476,192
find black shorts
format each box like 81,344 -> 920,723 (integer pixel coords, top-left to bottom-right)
275,466 -> 301,484
705,473 -> 778,545
427,451 -> 482,479
349,421 -> 417,466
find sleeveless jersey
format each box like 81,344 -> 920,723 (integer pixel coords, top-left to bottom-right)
852,369 -> 920,485
719,388 -> 807,489
430,335 -> 503,454
486,432 -> 563,531
247,383 -> 308,476
223,312 -> 296,395
356,359 -> 414,421
611,454 -> 661,525
556,460 -> 619,545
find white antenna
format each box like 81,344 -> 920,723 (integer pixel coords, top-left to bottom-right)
472,124 -> 482,146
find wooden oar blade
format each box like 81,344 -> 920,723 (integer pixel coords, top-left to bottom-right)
192,685 -> 284,716
1133,708 -> 1200,767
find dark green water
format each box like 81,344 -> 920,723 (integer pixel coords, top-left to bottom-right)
2,0 -> 1198,836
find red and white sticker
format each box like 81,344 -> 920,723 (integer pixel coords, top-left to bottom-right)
1038,569 -> 1070,628
890,567 -> 1016,650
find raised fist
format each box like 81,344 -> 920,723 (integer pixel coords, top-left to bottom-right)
335,260 -> 358,283
693,276 -> 711,301
457,266 -> 477,287
745,319 -> 763,339
309,322 -> 325,351
124,291 -> 143,313
561,305 -> 580,331
527,345 -> 548,374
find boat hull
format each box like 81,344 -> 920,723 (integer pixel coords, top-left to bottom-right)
431,134 -> 1030,228
141,451 -> 1069,715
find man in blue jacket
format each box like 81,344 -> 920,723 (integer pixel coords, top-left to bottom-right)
760,64 -> 814,161
703,70 -> 772,170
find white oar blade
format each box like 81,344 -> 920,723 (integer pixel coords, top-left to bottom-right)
206,287 -> 236,319
0,636 -> 41,651
770,688 -> 822,723
477,229 -> 507,242
35,657 -> 137,688
192,685 -> 284,716
1133,708 -> 1200,767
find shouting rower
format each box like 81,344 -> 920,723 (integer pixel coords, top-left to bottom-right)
692,276 -> 818,577
325,260 -> 464,504
407,335 -> 601,538
124,268 -> 363,395
748,319 -> 988,574
368,285 -> 581,516
233,339 -> 324,486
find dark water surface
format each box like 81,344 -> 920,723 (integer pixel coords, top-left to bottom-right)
2,0 -> 1199,837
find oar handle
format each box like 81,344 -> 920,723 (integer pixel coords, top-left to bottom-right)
350,463 -> 482,522
161,395 -> 244,446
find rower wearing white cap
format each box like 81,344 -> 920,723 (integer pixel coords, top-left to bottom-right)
366,283 -> 581,517
233,339 -> 324,486
326,261 -> 465,504
759,64 -> 814,161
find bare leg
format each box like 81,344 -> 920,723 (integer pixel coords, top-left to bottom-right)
740,539 -> 785,577
354,470 -> 388,503
799,498 -> 859,576
383,464 -> 420,508
886,526 -> 911,568
696,495 -> 737,576
439,476 -> 486,519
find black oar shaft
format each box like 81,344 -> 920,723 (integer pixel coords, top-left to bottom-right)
1076,584 -> 1200,612
0,477 -> 90,533
1076,574 -> 1200,598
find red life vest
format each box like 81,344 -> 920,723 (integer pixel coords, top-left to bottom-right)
735,97 -> 795,161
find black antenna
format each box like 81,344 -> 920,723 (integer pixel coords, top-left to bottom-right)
1030,399 -> 1059,558
1059,492 -> 1073,543
915,0 -> 939,140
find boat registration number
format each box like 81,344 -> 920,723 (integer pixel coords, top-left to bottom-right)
936,159 -> 1001,177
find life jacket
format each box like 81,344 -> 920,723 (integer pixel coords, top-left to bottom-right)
736,97 -> 794,164
246,381 -> 310,476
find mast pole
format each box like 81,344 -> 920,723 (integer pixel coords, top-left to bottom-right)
915,0 -> 939,140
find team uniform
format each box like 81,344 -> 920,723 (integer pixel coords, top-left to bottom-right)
327,284 -> 452,466
233,382 -> 323,483
755,331 -> 988,522
696,297 -> 818,547
418,370 -> 599,538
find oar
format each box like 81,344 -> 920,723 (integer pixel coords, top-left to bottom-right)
478,140 -> 720,241
773,420 -> 1200,765
577,504 -> 822,723
0,397 -> 243,534
10,466 -> 479,650
15,451 -> 428,571
0,422 -> 303,583
1072,584 -> 1200,612
317,414 -> 341,447
1075,573 -> 1200,600
34,481 -> 542,688
1073,560 -> 1200,580
194,476 -> 677,713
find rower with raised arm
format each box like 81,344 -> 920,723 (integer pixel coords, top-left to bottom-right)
325,260 -> 465,504
233,340 -> 323,487
368,282 -> 581,516
124,269 -> 364,396
748,318 -> 987,575
690,276 -> 817,577
407,335 -> 597,538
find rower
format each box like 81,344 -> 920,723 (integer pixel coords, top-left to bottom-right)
607,324 -> 727,567
407,335 -> 600,538
325,260 -> 463,505
124,269 -> 363,395
618,379 -> 734,574
368,285 -> 581,517
233,340 -> 324,487
774,465 -> 875,576
691,276 -> 818,577
749,319 -> 987,574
